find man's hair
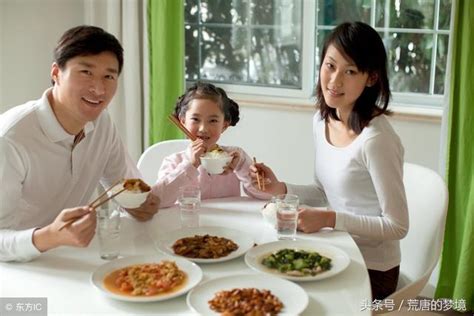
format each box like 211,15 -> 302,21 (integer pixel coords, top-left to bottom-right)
53,25 -> 124,73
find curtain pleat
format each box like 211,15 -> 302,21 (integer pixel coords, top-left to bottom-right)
147,0 -> 185,144
435,0 -> 474,311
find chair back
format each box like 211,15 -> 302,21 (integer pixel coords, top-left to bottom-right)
137,139 -> 190,185
383,163 -> 448,309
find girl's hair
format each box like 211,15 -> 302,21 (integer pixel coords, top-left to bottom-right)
316,22 -> 391,134
174,82 -> 240,126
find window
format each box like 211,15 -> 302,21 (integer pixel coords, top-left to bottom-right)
185,0 -> 452,108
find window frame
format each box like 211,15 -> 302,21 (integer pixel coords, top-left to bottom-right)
185,0 -> 451,116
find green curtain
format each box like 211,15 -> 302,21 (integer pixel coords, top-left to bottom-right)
148,0 -> 185,144
435,0 -> 474,312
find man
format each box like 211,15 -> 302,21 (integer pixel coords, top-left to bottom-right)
0,26 -> 159,262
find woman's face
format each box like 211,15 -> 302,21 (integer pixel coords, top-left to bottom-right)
320,44 -> 374,115
181,98 -> 229,149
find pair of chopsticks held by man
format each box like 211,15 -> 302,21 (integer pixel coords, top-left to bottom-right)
0,22 -> 407,302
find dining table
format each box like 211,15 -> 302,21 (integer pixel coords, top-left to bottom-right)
0,196 -> 372,315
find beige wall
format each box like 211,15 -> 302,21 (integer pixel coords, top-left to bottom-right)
0,0 -> 84,112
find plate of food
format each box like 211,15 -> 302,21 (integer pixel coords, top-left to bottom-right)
186,274 -> 308,315
90,254 -> 203,302
245,240 -> 351,281
156,226 -> 254,263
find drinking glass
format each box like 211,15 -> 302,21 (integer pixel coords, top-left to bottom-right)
97,202 -> 121,260
275,194 -> 299,240
178,185 -> 201,228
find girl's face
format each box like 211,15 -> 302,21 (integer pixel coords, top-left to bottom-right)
181,98 -> 229,149
320,44 -> 375,115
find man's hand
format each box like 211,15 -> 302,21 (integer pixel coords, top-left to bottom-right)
125,193 -> 159,221
33,206 -> 97,252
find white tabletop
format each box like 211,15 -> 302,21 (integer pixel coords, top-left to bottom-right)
0,197 -> 371,315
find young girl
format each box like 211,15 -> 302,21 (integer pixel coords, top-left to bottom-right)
153,82 -> 270,208
251,22 -> 408,300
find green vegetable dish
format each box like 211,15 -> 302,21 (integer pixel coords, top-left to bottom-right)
261,248 -> 332,276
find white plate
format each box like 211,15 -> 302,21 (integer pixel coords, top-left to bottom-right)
156,226 -> 254,263
245,240 -> 351,282
91,254 -> 203,302
186,274 -> 308,315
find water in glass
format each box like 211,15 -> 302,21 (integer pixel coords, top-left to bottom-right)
97,207 -> 121,260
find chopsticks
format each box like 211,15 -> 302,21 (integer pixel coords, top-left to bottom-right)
168,114 -> 197,141
58,179 -> 125,231
253,157 -> 265,191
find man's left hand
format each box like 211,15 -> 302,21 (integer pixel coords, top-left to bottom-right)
125,193 -> 159,221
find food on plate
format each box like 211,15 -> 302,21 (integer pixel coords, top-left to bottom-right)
104,261 -> 186,296
172,234 -> 238,259
261,248 -> 332,276
208,288 -> 283,315
123,178 -> 151,193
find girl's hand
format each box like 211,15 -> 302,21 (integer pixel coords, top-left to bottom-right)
190,138 -> 207,167
249,162 -> 286,195
222,151 -> 240,175
297,208 -> 335,233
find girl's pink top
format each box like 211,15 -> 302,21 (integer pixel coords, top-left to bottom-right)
152,145 -> 271,208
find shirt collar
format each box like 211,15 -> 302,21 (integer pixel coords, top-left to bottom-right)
36,88 -> 95,143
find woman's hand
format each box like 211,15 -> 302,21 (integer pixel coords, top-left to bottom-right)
189,138 -> 207,167
222,150 -> 240,175
249,162 -> 286,195
297,207 -> 335,233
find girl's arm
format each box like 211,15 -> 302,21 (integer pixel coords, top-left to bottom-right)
151,152 -> 200,208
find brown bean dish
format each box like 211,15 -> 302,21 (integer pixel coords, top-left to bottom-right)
172,234 -> 239,259
104,261 -> 186,296
208,288 -> 283,315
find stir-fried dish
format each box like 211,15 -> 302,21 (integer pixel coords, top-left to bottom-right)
209,288 -> 283,315
172,234 -> 238,259
106,261 -> 186,296
123,178 -> 151,193
261,248 -> 332,276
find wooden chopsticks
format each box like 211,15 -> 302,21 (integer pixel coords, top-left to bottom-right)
253,157 -> 265,191
168,114 -> 197,141
58,179 -> 125,231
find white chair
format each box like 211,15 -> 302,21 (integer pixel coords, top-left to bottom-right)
378,163 -> 448,314
137,139 -> 190,185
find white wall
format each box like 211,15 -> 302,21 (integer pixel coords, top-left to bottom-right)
0,0 -> 85,112
220,106 -> 442,185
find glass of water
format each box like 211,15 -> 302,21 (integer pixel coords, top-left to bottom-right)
275,194 -> 299,240
97,202 -> 121,260
178,185 -> 201,228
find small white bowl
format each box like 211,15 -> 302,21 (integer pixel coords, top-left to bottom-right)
200,155 -> 232,175
261,202 -> 277,227
109,184 -> 149,209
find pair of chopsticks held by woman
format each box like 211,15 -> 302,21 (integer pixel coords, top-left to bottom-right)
1,22 -> 407,300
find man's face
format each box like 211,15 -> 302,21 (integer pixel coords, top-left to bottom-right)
51,52 -> 119,127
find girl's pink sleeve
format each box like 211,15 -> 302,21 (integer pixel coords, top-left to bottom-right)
151,152 -> 200,208
231,147 -> 273,200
